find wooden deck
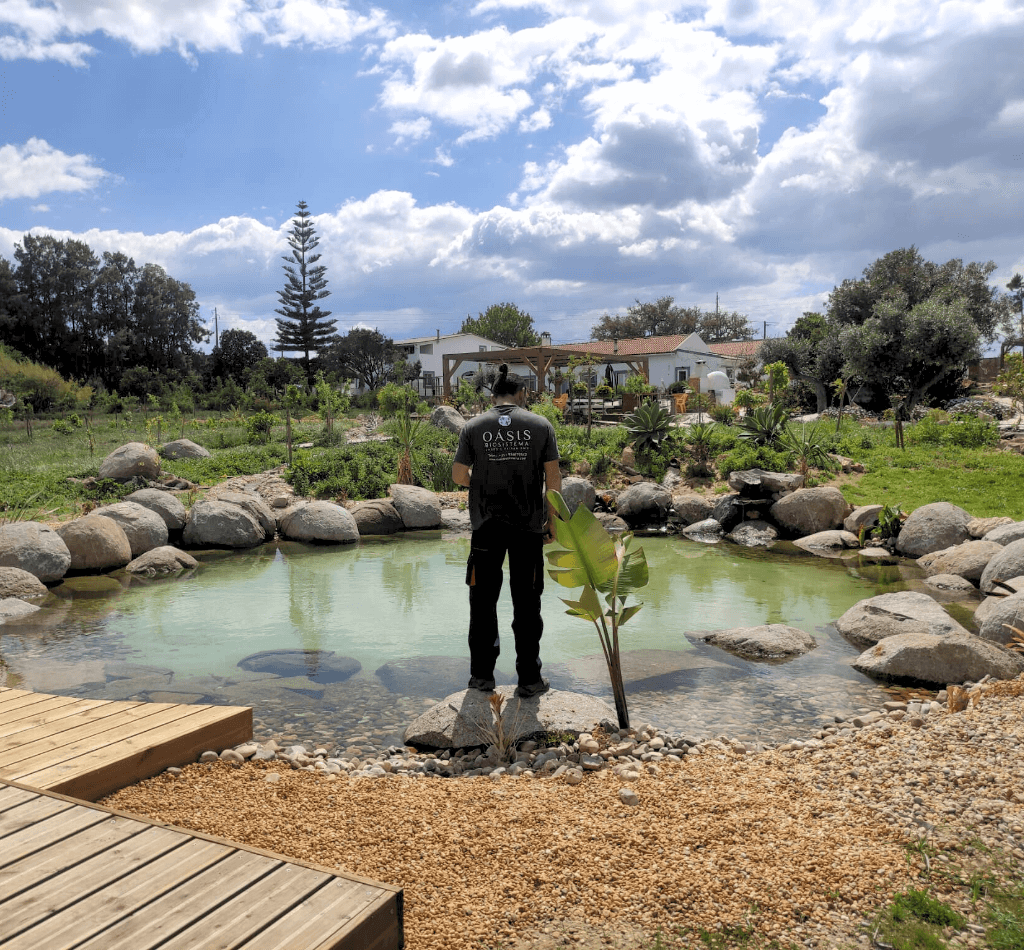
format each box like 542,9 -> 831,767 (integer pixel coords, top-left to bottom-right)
0,777 -> 403,950
0,687 -> 253,802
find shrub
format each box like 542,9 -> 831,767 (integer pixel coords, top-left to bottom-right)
378,381 -> 419,418
717,443 -> 791,479
50,419 -> 75,435
245,409 -> 278,444
736,403 -> 790,447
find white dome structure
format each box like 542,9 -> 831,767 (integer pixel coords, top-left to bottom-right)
704,370 -> 736,406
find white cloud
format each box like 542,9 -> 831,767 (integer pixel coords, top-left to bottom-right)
519,107 -> 552,132
389,116 -> 431,144
30,203 -> 49,212
0,138 -> 109,200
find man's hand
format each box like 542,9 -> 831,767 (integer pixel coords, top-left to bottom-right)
452,462 -> 471,488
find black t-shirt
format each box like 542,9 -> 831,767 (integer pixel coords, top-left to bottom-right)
454,404 -> 560,533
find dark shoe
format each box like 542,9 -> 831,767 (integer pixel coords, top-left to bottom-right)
468,676 -> 495,693
515,678 -> 550,699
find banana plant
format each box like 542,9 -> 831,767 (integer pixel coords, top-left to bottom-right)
545,489 -> 649,728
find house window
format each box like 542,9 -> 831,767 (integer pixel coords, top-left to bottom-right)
479,345 -> 488,351
676,366 -> 690,381
725,368 -> 735,382
420,343 -> 433,355
614,370 -> 629,387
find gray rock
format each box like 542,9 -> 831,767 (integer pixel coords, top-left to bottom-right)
692,624 -> 817,659
979,539 -> 1024,594
857,547 -> 899,563
375,656 -> 514,697
56,515 -> 133,572
853,630 -> 1024,685
769,487 -> 850,536
618,787 -> 640,807
160,438 -> 211,459
403,686 -> 618,749
350,499 -> 405,535
681,518 -> 724,543
95,501 -> 169,558
711,494 -> 744,533
670,492 -> 713,526
278,501 -> 359,543
726,469 -> 804,497
182,499 -> 265,548
560,476 -> 597,514
793,529 -> 860,555
389,484 -> 442,529
430,404 -> 466,435
124,488 -> 188,532
967,516 -> 1016,539
835,590 -> 969,646
209,490 -> 276,538
0,566 -> 49,599
125,545 -> 199,576
0,597 -> 41,622
237,649 -> 361,684
594,512 -> 629,534
616,483 -> 672,526
0,522 -> 72,582
982,521 -> 1024,546
918,540 -> 1001,582
924,573 -> 978,592
726,521 -> 778,547
98,442 -> 161,481
844,505 -> 884,535
757,471 -> 806,493
896,502 -> 973,558
976,591 -> 1024,646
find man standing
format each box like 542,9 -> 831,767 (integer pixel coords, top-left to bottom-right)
452,364 -> 561,697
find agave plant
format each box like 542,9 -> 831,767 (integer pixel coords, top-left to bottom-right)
545,490 -> 649,729
736,403 -> 790,448
624,401 -> 671,456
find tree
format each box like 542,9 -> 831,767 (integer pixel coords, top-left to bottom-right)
275,201 -> 336,387
460,302 -> 540,348
212,328 -> 269,385
323,328 -> 403,390
758,332 -> 845,413
591,296 -> 753,342
1003,274 -> 1024,357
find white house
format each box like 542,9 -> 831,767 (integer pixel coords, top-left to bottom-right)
396,331 -> 510,397
558,334 -> 751,403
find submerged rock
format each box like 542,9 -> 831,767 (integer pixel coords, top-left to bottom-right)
237,649 -> 361,683
691,624 -> 817,659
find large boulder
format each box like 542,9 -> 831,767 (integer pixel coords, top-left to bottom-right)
95,501 -> 169,558
727,521 -> 778,547
403,686 -> 618,750
98,442 -> 161,481
182,499 -> 266,549
237,649 -> 361,684
835,590 -> 969,646
124,488 -> 188,533
350,499 -> 405,535
726,469 -> 803,497
670,492 -> 713,527
896,502 -> 973,558
844,505 -> 883,535
389,484 -> 442,529
278,501 -> 359,543
616,483 -> 672,526
560,476 -> 597,514
681,518 -> 724,543
0,565 -> 49,598
793,529 -> 860,556
159,438 -> 211,460
917,540 -> 1002,583
967,516 -> 1015,539
691,624 -> 816,659
0,522 -> 72,582
853,630 -> 1024,685
769,487 -> 850,537
979,539 -> 1024,594
209,490 -> 276,538
126,546 -> 199,576
56,515 -> 133,573
976,591 -> 1024,646
982,521 -> 1024,546
711,494 -> 744,533
0,597 -> 41,623
429,405 -> 465,435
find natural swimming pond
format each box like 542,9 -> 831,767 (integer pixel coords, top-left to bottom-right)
0,534 -> 921,750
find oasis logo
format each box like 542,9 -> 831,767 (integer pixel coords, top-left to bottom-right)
498,414 -> 511,426
483,429 -> 532,443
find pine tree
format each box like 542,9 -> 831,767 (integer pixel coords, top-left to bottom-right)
275,201 -> 336,387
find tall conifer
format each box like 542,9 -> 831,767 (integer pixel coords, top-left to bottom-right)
274,201 -> 336,386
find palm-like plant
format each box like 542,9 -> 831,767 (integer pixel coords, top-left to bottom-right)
736,403 -> 790,448
624,401 -> 671,456
684,421 -> 717,477
776,422 -> 832,475
387,413 -> 424,484
545,490 -> 649,729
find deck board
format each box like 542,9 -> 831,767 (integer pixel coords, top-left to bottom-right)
0,779 -> 404,950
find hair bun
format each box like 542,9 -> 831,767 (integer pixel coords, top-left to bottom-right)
498,364 -> 509,377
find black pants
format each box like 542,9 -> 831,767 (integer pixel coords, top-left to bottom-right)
466,520 -> 545,686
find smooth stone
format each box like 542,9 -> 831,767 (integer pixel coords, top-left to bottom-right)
98,442 -> 161,481
844,505 -> 884,535
0,522 -> 72,582
982,521 -> 1024,546
853,630 -> 1024,686
125,545 -> 198,576
160,438 -> 211,459
896,502 -> 973,558
57,515 -> 133,572
375,656 -> 514,697
560,476 -> 597,514
834,590 -> 970,646
793,529 -> 860,555
691,624 -> 817,659
976,591 -> 1024,646
727,521 -> 778,547
429,405 -> 465,435
0,566 -> 48,599
616,483 -> 672,526
349,499 -> 405,535
670,492 -> 713,526
94,501 -> 169,558
183,499 -> 265,549
237,649 -> 361,684
0,597 -> 41,622
979,539 -> 1024,594
124,488 -> 188,532
388,485 -> 442,529
923,573 -> 977,592
207,490 -> 277,538
618,787 -> 640,806
918,540 -> 1002,582
967,516 -> 1016,539
278,501 -> 359,543
769,487 -> 849,536
681,518 -> 724,543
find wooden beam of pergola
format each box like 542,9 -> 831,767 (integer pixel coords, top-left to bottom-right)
441,346 -> 650,398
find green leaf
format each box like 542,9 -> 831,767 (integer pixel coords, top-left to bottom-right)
545,491 -> 618,589
616,603 -> 644,626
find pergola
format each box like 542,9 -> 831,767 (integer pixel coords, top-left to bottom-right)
441,345 -> 651,398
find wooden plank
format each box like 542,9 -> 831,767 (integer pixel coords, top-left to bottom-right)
0,825 -> 189,940
0,836 -> 232,950
0,692 -> 66,717
0,693 -> 92,722
0,701 -> 184,769
0,803 -> 109,868
0,688 -> 37,707
71,850 -> 280,950
20,705 -> 253,800
0,785 -> 39,813
0,813 -> 149,901
0,698 -> 145,744
0,795 -> 75,839
157,863 -> 334,950
316,892 -> 405,950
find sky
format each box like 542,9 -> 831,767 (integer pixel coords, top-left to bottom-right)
1,0 -> 1022,351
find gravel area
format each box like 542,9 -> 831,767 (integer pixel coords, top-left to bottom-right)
103,677 -> 1024,950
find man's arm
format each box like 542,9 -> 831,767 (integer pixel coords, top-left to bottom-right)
452,462 -> 471,488
544,458 -> 562,539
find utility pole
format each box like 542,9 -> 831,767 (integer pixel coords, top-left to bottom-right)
763,320 -> 767,340
214,307 -> 219,349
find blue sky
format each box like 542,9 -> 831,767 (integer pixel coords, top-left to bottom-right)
1,0 -> 1022,350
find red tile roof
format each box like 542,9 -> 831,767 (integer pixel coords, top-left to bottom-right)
707,340 -> 763,358
558,335 -> 693,356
